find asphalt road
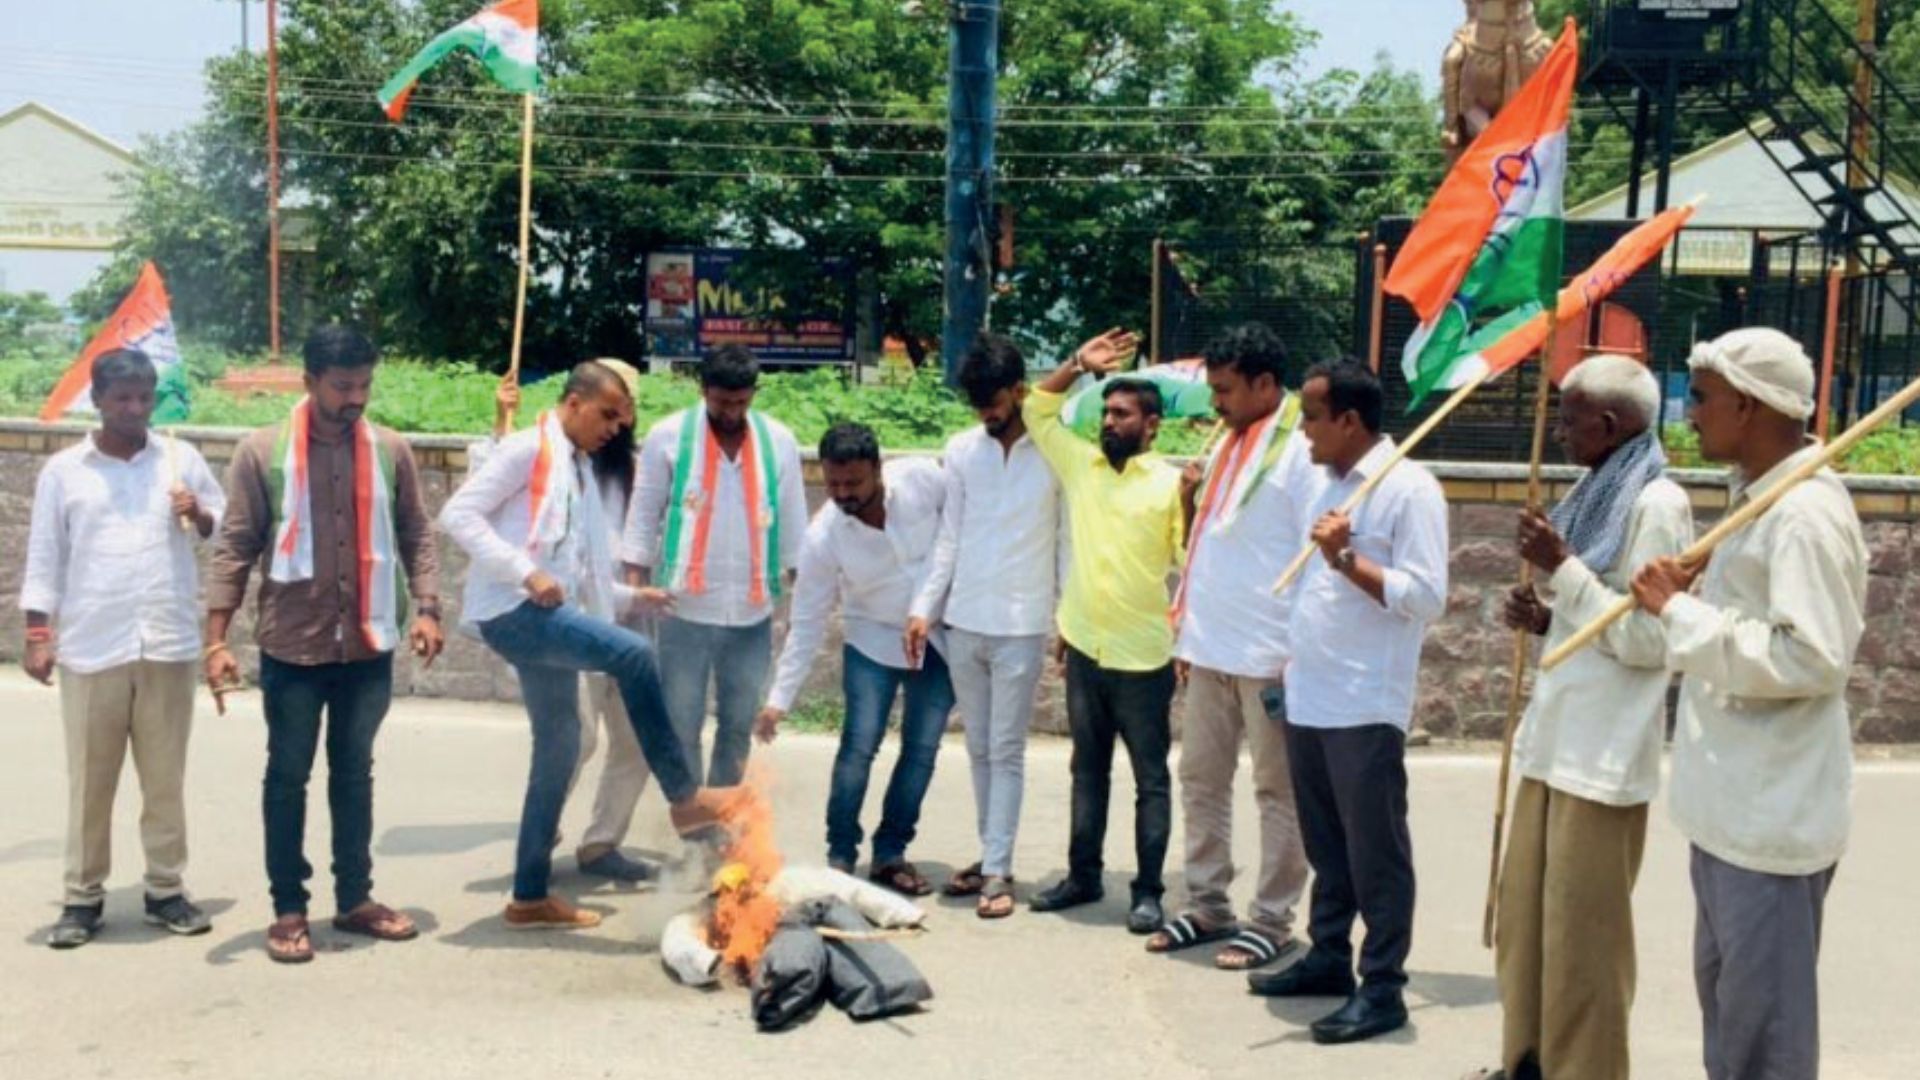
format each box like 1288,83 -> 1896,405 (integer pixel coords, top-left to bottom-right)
0,670 -> 1915,1080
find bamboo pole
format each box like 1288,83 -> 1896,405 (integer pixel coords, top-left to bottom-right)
505,92 -> 536,427
165,429 -> 192,533
1368,242 -> 1388,374
1482,311 -> 1557,949
1817,267 -> 1844,441
1543,369 -> 1920,671
1270,364 -> 1497,595
266,0 -> 282,361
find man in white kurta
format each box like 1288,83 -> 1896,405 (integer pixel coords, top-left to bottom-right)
21,348 -> 225,948
1630,328 -> 1865,1080
1489,356 -> 1693,1080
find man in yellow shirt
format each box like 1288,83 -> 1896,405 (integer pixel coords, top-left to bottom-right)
1022,329 -> 1186,934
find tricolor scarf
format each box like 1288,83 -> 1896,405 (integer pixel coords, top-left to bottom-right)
523,409 -> 616,619
659,406 -> 784,605
1170,394 -> 1303,627
267,400 -> 403,652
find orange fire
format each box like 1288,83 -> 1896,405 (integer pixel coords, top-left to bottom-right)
703,772 -> 785,976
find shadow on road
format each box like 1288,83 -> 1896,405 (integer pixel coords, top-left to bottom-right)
376,821 -> 517,857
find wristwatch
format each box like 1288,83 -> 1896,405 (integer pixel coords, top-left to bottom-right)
1332,547 -> 1358,575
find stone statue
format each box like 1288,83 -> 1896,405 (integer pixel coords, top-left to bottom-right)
1442,0 -> 1555,162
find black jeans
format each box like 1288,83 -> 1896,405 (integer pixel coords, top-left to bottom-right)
1284,720 -> 1415,995
1063,646 -> 1175,901
260,653 -> 392,917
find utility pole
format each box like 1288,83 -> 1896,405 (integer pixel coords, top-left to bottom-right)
940,0 -> 999,383
266,0 -> 281,360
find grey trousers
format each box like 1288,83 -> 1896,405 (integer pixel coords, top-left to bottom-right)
944,628 -> 1046,879
1690,844 -> 1836,1080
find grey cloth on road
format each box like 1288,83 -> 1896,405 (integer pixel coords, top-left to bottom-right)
1690,844 -> 1835,1080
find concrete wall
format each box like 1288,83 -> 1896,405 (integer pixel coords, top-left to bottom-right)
6,418 -> 1920,742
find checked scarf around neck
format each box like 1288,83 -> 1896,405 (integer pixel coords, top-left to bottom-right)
1549,428 -> 1668,575
1170,394 -> 1302,626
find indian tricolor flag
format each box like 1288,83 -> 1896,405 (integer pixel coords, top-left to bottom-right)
40,261 -> 190,424
1388,18 -> 1579,409
378,0 -> 540,122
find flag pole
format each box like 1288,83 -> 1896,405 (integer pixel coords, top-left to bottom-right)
1270,364 -> 1497,595
1482,306 -> 1558,948
266,0 -> 282,362
1544,366 -> 1920,671
505,91 -> 535,427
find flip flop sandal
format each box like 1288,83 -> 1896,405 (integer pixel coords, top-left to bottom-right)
870,861 -> 933,897
267,918 -> 314,965
1214,929 -> 1290,971
976,877 -> 1016,920
943,862 -> 986,897
332,903 -> 419,942
1144,914 -> 1239,954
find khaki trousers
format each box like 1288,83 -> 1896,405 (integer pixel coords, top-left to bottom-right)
572,674 -> 653,859
1177,666 -> 1307,939
59,660 -> 196,907
1496,778 -> 1648,1080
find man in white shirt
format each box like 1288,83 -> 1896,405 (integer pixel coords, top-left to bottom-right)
903,333 -> 1065,918
440,362 -> 734,932
21,348 -> 225,948
755,423 -> 952,896
1249,360 -> 1448,1048
1481,355 -> 1693,1080
1629,328 -> 1865,1080
1147,323 -> 1310,971
622,345 -> 807,789
476,363 -> 657,885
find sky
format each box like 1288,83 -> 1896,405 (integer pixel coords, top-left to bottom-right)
1,0 -> 1460,147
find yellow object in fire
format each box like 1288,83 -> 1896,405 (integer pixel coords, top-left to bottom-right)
712,862 -> 751,894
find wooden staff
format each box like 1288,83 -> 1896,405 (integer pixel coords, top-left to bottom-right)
1542,368 -> 1920,671
1270,364 -> 1498,595
815,926 -> 926,944
1482,311 -> 1557,949
505,91 -> 535,428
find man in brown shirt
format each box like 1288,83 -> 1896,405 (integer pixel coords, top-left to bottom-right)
205,325 -> 444,965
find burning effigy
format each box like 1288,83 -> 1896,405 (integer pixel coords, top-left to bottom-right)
658,780 -> 933,1030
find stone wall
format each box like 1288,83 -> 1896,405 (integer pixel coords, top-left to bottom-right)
6,418 -> 1920,742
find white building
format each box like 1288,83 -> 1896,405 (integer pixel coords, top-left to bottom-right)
0,102 -> 136,302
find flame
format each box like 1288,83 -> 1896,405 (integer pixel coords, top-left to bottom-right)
703,771 -> 785,977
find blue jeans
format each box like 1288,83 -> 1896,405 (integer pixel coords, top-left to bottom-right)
479,601 -> 696,902
825,645 -> 955,868
260,654 -> 392,917
658,615 -> 773,787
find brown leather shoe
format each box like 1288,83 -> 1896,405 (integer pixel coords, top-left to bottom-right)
669,786 -> 743,837
503,895 -> 602,931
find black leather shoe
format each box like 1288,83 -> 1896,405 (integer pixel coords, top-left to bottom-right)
1310,991 -> 1408,1045
1246,952 -> 1356,997
1029,878 -> 1104,913
1126,895 -> 1164,934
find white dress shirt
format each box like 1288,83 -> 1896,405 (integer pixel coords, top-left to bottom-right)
621,410 -> 807,628
767,458 -> 947,711
1663,446 -> 1866,876
440,425 -> 630,632
1284,437 -> 1450,730
20,432 -> 227,675
1515,478 -> 1692,806
1175,427 -> 1313,679
910,426 -> 1067,638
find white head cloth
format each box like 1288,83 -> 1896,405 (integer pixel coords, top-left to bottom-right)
1686,327 -> 1816,421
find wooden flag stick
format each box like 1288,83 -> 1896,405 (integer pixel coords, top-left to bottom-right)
505,91 -> 535,428
1270,364 -> 1497,595
1542,367 -> 1920,671
1482,313 -> 1557,949
165,429 -> 192,533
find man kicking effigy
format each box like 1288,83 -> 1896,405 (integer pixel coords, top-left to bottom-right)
440,360 -> 735,932
1629,328 -> 1865,1080
1474,354 -> 1692,1080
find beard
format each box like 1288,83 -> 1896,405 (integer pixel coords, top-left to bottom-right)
982,414 -> 1017,439
833,494 -> 874,517
708,412 -> 746,437
1100,429 -> 1144,469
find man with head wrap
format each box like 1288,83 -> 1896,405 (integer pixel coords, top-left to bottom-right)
1473,355 -> 1693,1080
1630,328 -> 1866,1080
